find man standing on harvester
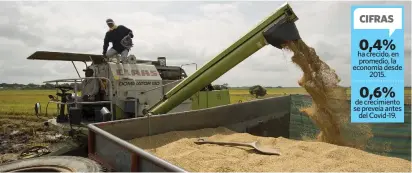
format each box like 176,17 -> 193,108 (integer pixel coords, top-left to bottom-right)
103,18 -> 134,63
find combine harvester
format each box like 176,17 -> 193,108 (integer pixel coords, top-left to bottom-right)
0,2 -> 302,172
26,49 -> 231,132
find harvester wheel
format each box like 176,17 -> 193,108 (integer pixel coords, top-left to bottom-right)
0,156 -> 103,172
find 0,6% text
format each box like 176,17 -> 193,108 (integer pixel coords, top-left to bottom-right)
359,39 -> 396,53
359,87 -> 395,100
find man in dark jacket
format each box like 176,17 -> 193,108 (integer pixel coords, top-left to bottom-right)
103,19 -> 134,63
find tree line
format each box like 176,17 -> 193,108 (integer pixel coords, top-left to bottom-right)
0,83 -> 82,90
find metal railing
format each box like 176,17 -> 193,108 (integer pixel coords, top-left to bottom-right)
43,77 -> 114,121
43,77 -> 190,119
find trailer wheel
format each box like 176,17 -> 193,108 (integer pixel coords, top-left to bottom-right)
0,156 -> 103,172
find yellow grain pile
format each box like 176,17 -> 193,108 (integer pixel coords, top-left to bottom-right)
129,127 -> 410,172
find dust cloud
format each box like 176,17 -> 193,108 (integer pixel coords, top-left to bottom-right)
282,40 -> 373,149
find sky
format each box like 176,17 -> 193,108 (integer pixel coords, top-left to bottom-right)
0,0 -> 410,87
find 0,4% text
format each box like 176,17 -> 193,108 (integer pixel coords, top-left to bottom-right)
359,87 -> 395,100
359,39 -> 396,53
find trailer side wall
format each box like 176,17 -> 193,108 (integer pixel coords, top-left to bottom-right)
88,95 -> 291,172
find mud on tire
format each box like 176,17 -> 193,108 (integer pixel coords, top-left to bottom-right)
0,156 -> 102,172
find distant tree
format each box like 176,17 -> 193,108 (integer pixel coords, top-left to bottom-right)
222,83 -> 229,88
249,85 -> 267,98
42,83 -> 55,89
27,83 -> 37,88
212,84 -> 228,90
213,85 -> 222,90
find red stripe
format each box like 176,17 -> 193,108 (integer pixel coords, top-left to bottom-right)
89,153 -> 115,171
96,120 -> 117,127
88,130 -> 95,154
131,153 -> 139,172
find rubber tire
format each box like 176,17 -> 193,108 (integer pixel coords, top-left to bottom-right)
0,156 -> 103,172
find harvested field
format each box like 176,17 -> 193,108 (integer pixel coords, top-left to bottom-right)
0,115 -> 72,164
129,127 -> 411,172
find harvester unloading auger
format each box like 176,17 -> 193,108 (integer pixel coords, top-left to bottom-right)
147,2 -> 301,115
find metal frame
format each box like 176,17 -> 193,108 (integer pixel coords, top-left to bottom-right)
71,61 -> 82,78
43,77 -> 114,120
180,63 -> 197,71
87,125 -> 187,172
43,76 -> 186,120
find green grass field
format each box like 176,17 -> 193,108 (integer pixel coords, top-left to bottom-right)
0,90 -> 59,116
229,87 -> 312,103
0,88 -> 410,116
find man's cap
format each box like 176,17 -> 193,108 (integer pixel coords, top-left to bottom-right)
106,18 -> 114,24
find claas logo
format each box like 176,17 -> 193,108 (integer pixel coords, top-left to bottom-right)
116,69 -> 158,76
